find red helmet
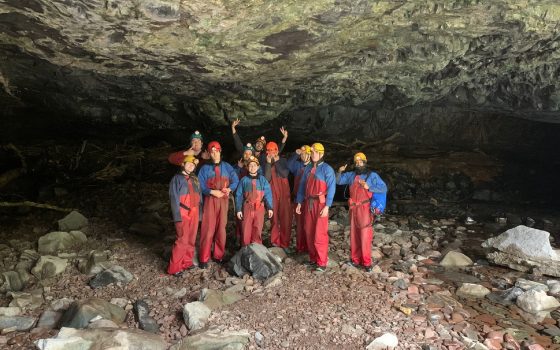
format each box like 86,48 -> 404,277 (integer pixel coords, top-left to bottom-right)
266,141 -> 278,153
207,141 -> 221,152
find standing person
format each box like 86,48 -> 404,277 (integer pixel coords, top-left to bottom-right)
264,141 -> 292,250
287,145 -> 311,253
230,118 -> 288,164
168,130 -> 210,166
295,143 -> 336,272
235,156 -> 274,246
198,141 -> 239,268
337,152 -> 387,272
232,142 -> 256,245
168,155 -> 201,276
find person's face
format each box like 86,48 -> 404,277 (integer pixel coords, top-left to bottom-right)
191,138 -> 202,152
355,159 -> 365,168
255,142 -> 264,151
183,162 -> 196,173
311,150 -> 322,162
243,150 -> 253,161
247,162 -> 259,174
300,151 -> 310,163
266,149 -> 278,157
210,149 -> 221,162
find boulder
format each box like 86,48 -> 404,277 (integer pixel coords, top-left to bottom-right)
9,289 -> 44,310
133,300 -> 159,333
0,315 -> 36,331
35,327 -> 166,350
0,307 -> 21,317
89,265 -> 133,288
38,231 -> 87,255
440,251 -> 473,267
170,328 -> 250,350
58,211 -> 88,231
228,243 -> 282,281
482,226 -> 560,277
37,310 -> 63,329
60,298 -> 126,329
78,250 -> 112,275
456,283 -> 491,299
31,256 -> 68,279
199,289 -> 243,311
516,290 -> 560,314
183,301 -> 211,330
1,271 -> 24,292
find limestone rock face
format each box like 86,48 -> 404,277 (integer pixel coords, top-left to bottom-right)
2,1 -> 560,145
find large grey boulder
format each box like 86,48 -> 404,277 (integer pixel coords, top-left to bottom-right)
89,265 -> 133,288
58,211 -> 89,231
35,327 -> 166,350
60,298 -> 126,329
31,256 -> 68,279
482,225 -> 560,277
170,328 -> 250,350
228,243 -> 282,281
0,315 -> 36,331
38,231 -> 87,255
183,301 -> 211,331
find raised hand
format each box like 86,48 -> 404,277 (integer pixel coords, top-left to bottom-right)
280,126 -> 288,142
231,118 -> 240,133
338,164 -> 347,173
237,158 -> 244,168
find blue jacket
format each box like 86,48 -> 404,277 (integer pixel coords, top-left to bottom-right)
169,173 -> 202,222
235,175 -> 274,211
337,170 -> 387,212
296,161 -> 336,207
287,152 -> 306,176
198,161 -> 239,196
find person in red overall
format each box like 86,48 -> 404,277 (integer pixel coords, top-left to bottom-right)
198,141 -> 239,268
168,130 -> 210,167
264,141 -> 292,250
287,145 -> 311,253
295,143 -> 336,272
235,156 -> 274,246
230,118 -> 288,165
336,152 -> 387,272
168,155 -> 202,276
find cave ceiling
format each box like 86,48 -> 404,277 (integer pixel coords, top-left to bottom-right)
1,0 -> 560,128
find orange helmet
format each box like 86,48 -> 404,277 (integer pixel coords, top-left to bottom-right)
207,141 -> 221,152
266,141 -> 279,153
247,155 -> 260,166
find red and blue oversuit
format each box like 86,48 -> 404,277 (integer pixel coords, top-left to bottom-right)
198,162 -> 239,263
232,165 -> 263,245
287,152 -> 308,253
235,174 -> 273,246
264,158 -> 292,248
168,173 -> 202,274
337,170 -> 387,268
296,161 -> 336,268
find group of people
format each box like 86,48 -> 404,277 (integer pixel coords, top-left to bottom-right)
166,121 -> 388,277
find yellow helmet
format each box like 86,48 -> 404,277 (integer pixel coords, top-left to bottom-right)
353,152 -> 367,163
183,155 -> 199,166
311,143 -> 325,154
301,145 -> 311,154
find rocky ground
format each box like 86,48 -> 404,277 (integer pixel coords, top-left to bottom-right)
1,141 -> 560,349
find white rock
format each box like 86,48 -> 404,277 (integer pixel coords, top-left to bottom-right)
456,283 -> 491,299
482,225 -> 560,261
183,301 -> 211,330
516,289 -> 560,314
366,333 -> 398,350
440,251 -> 473,267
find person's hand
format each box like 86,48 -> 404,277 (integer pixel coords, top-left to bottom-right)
268,210 -> 273,219
359,179 -> 369,190
222,188 -> 232,196
280,126 -> 288,143
210,189 -> 224,198
295,148 -> 302,155
201,150 -> 210,160
320,206 -> 329,217
237,212 -> 243,220
266,154 -> 272,163
338,164 -> 347,173
237,158 -> 244,168
273,154 -> 280,162
295,203 -> 301,215
231,118 -> 240,133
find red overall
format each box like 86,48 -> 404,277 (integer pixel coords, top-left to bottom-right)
303,166 -> 329,267
200,165 -> 230,263
292,167 -> 308,253
235,167 -> 248,245
349,176 -> 374,267
241,179 -> 265,246
168,177 -> 200,274
270,165 -> 292,248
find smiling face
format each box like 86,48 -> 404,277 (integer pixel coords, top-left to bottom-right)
183,161 -> 196,174
354,159 -> 365,168
311,149 -> 322,162
243,149 -> 253,160
255,141 -> 264,151
247,161 -> 259,175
